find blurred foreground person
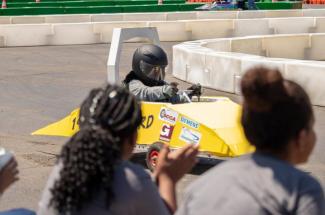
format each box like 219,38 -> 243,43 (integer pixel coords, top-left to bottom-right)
176,66 -> 325,215
0,149 -> 18,196
0,150 -> 35,215
123,44 -> 201,103
38,84 -> 198,215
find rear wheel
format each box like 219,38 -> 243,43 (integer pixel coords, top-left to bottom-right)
146,142 -> 165,171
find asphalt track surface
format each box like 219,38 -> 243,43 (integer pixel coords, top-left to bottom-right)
0,42 -> 325,211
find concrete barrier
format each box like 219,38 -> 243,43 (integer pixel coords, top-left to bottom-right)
302,9 -> 325,17
167,12 -> 196,21
315,17 -> 325,33
11,16 -> 45,24
0,9 -> 325,25
46,15 -> 91,23
231,37 -> 264,56
285,62 -> 325,106
269,17 -> 315,34
0,24 -> 52,46
185,19 -> 234,40
0,36 -> 5,47
233,19 -> 271,37
93,21 -> 148,42
91,14 -> 124,22
173,33 -> 325,106
196,11 -> 238,19
262,34 -> 310,59
124,13 -> 166,21
203,39 -> 231,52
237,11 -> 266,19
50,23 -> 100,45
264,10 -> 303,18
307,34 -> 325,61
0,17 -> 11,24
148,21 -> 189,41
0,16 -> 325,46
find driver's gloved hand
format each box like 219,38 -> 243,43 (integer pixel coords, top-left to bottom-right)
187,84 -> 202,97
163,84 -> 178,98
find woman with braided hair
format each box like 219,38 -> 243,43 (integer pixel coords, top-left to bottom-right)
38,84 -> 198,215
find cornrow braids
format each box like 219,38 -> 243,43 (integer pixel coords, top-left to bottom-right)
49,84 -> 142,214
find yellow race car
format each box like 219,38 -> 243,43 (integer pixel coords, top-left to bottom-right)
32,96 -> 254,170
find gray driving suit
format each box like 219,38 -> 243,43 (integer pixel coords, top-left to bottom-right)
127,79 -> 187,103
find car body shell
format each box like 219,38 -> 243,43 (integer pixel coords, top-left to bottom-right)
32,96 -> 254,158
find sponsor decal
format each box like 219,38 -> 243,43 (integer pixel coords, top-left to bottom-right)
180,116 -> 199,129
159,108 -> 178,125
159,124 -> 174,142
140,115 -> 154,129
179,127 -> 201,145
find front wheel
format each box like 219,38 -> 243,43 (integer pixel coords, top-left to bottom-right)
146,142 -> 165,171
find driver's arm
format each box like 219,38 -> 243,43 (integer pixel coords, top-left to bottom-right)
128,80 -> 169,101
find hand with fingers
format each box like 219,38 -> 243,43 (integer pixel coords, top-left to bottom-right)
0,158 -> 19,194
152,144 -> 199,213
155,144 -> 198,183
187,83 -> 202,98
162,82 -> 179,98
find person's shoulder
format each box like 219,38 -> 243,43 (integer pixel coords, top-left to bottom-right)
297,170 -> 324,194
129,79 -> 144,85
117,161 -> 152,181
251,154 -> 324,194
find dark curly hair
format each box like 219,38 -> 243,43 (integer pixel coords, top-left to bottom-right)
241,66 -> 313,153
49,84 -> 142,214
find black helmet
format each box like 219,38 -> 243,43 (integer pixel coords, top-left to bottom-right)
132,44 -> 168,84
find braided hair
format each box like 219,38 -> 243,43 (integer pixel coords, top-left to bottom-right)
49,84 -> 142,214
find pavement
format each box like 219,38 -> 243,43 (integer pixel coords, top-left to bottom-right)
0,42 -> 325,211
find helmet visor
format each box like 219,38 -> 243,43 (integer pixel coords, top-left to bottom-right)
139,60 -> 166,81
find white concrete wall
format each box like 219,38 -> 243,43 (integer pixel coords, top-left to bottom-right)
125,13 -> 166,21
262,34 -> 310,59
148,21 -> 189,41
167,12 -> 196,21
50,23 -> 100,45
173,33 -> 325,106
233,19 -> 271,37
0,24 -> 52,46
0,9 -> 325,25
185,19 -> 234,40
0,35 -> 5,47
46,15 -> 91,23
11,16 -> 46,24
269,17 -> 315,34
307,34 -> 325,60
0,17 -> 325,46
93,21 -> 148,42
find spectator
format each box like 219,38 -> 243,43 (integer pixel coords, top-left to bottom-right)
38,84 -> 198,215
176,66 -> 325,215
237,0 -> 257,10
0,156 -> 18,196
0,153 -> 35,215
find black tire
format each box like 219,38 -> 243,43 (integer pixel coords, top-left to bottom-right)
146,142 -> 165,171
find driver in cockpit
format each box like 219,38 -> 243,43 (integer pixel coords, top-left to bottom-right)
123,44 -> 201,103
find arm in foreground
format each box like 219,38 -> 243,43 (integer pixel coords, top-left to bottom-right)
153,144 -> 199,213
0,158 -> 19,195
